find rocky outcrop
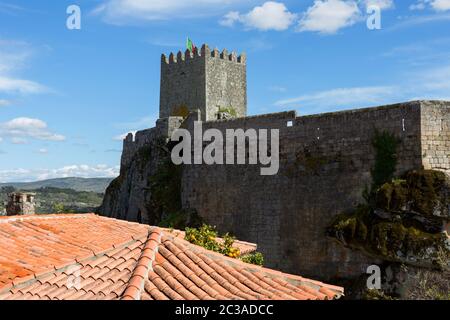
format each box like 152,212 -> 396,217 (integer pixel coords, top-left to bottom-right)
328,170 -> 450,270
98,139 -> 164,224
328,170 -> 450,299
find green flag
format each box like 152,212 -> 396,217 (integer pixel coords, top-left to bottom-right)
186,38 -> 196,52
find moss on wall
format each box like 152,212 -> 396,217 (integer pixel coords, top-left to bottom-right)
328,169 -> 450,270
371,130 -> 400,190
285,144 -> 335,176
218,106 -> 238,117
329,208 -> 447,269
148,140 -> 203,230
376,170 -> 449,218
171,105 -> 190,118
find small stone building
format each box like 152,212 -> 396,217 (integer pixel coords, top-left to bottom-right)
5,192 -> 36,216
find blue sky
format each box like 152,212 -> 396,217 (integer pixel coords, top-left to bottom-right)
1,0 -> 450,182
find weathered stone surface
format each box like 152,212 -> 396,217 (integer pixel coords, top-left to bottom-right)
160,45 -> 246,121
376,170 -> 450,220
345,262 -> 450,300
6,192 -> 36,216
99,130 -> 166,225
181,101 -> 450,279
328,170 -> 450,270
101,100 -> 449,281
99,46 -> 450,291
421,101 -> 450,174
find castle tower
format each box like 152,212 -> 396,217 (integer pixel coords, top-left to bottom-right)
160,44 -> 247,121
5,192 -> 36,216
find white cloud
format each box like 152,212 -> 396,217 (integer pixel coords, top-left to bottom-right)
0,39 -> 30,73
94,0 -> 244,24
0,76 -> 47,94
0,2 -> 24,15
37,148 -> 48,154
0,99 -> 11,107
275,86 -> 399,111
431,0 -> 450,10
389,12 -> 450,30
221,2 -> 297,31
11,137 -> 28,145
1,117 -> 66,142
0,165 -> 120,183
274,58 -> 450,114
220,11 -> 241,27
363,0 -> 394,10
410,1 -> 427,10
410,0 -> 450,11
414,64 -> 450,92
298,0 -> 361,34
0,39 -> 48,95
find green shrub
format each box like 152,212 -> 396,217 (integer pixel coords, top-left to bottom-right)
218,106 -> 238,117
363,289 -> 396,300
371,130 -> 399,191
185,224 -> 240,258
240,252 -> 264,266
53,202 -> 66,213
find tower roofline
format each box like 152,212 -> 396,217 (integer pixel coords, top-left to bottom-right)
161,44 -> 246,65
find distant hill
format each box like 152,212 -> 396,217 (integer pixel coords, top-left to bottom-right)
0,177 -> 114,193
0,186 -> 105,215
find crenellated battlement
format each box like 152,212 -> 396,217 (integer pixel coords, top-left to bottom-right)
161,44 -> 246,65
160,43 -> 247,121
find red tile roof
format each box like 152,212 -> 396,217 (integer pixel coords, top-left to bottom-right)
0,214 -> 344,300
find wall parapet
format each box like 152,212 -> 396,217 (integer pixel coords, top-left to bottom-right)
208,110 -> 296,123
120,117 -> 186,170
296,101 -> 423,120
161,44 -> 246,65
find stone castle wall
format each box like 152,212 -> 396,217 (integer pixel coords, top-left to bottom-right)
421,100 -> 450,173
109,100 -> 449,281
106,45 -> 449,283
160,45 -> 246,121
205,48 -> 247,121
180,101 -> 448,280
160,52 -> 207,120
121,117 -> 184,170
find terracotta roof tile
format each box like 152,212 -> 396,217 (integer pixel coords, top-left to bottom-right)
0,214 -> 344,300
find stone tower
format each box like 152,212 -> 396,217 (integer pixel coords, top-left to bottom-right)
6,192 -> 36,216
160,44 -> 247,121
